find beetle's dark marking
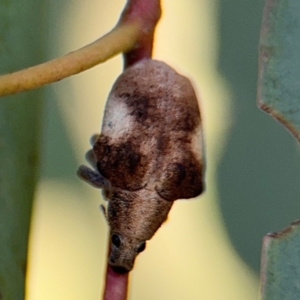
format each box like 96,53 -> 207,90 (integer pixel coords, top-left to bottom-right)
120,92 -> 130,98
128,151 -> 141,173
172,163 -> 186,184
104,144 -> 110,155
129,95 -> 159,126
129,96 -> 151,124
94,135 -> 149,191
173,108 -> 200,132
156,135 -> 170,152
155,152 -> 203,201
112,62 -> 201,135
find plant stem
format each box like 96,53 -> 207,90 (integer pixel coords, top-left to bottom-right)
103,265 -> 129,300
119,0 -> 161,68
0,22 -> 140,97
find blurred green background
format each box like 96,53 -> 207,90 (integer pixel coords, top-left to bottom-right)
2,0 -> 300,299
218,0 -> 300,272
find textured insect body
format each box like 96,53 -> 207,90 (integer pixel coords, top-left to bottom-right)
78,59 -> 204,273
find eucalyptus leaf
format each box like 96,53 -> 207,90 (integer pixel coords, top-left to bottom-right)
258,1 -> 300,299
260,220 -> 300,300
0,1 -> 44,298
258,0 -> 300,141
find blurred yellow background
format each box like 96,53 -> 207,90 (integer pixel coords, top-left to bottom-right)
27,0 -> 259,299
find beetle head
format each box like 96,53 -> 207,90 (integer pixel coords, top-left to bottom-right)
106,188 -> 173,273
108,232 -> 146,273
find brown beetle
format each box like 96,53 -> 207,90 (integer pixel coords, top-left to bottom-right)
77,59 -> 205,273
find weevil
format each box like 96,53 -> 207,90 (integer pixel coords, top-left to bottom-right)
77,59 -> 205,273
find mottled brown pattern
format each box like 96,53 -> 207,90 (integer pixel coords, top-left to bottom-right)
113,62 -> 201,132
155,156 -> 203,201
94,59 -> 204,200
106,187 -> 173,271
80,59 -> 204,272
94,135 -> 150,191
108,189 -> 172,240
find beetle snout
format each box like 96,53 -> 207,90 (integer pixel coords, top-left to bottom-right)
108,233 -> 146,273
109,255 -> 135,274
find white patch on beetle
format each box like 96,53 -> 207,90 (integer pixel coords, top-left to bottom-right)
77,59 -> 205,273
101,97 -> 133,142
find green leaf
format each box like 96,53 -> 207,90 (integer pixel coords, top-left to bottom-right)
258,1 -> 300,299
260,220 -> 300,300
257,0 -> 300,141
0,1 -> 44,299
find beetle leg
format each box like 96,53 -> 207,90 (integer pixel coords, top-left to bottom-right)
99,204 -> 107,221
85,149 -> 97,168
77,165 -> 108,189
90,134 -> 99,146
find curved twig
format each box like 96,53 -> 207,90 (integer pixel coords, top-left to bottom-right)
0,22 -> 140,97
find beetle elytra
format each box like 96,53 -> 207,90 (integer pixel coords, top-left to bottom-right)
78,59 -> 205,273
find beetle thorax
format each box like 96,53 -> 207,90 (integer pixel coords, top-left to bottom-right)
107,188 -> 173,241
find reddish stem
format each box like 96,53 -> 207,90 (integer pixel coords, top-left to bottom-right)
103,264 -> 129,300
118,0 -> 161,69
102,1 -> 161,299
103,243 -> 128,300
